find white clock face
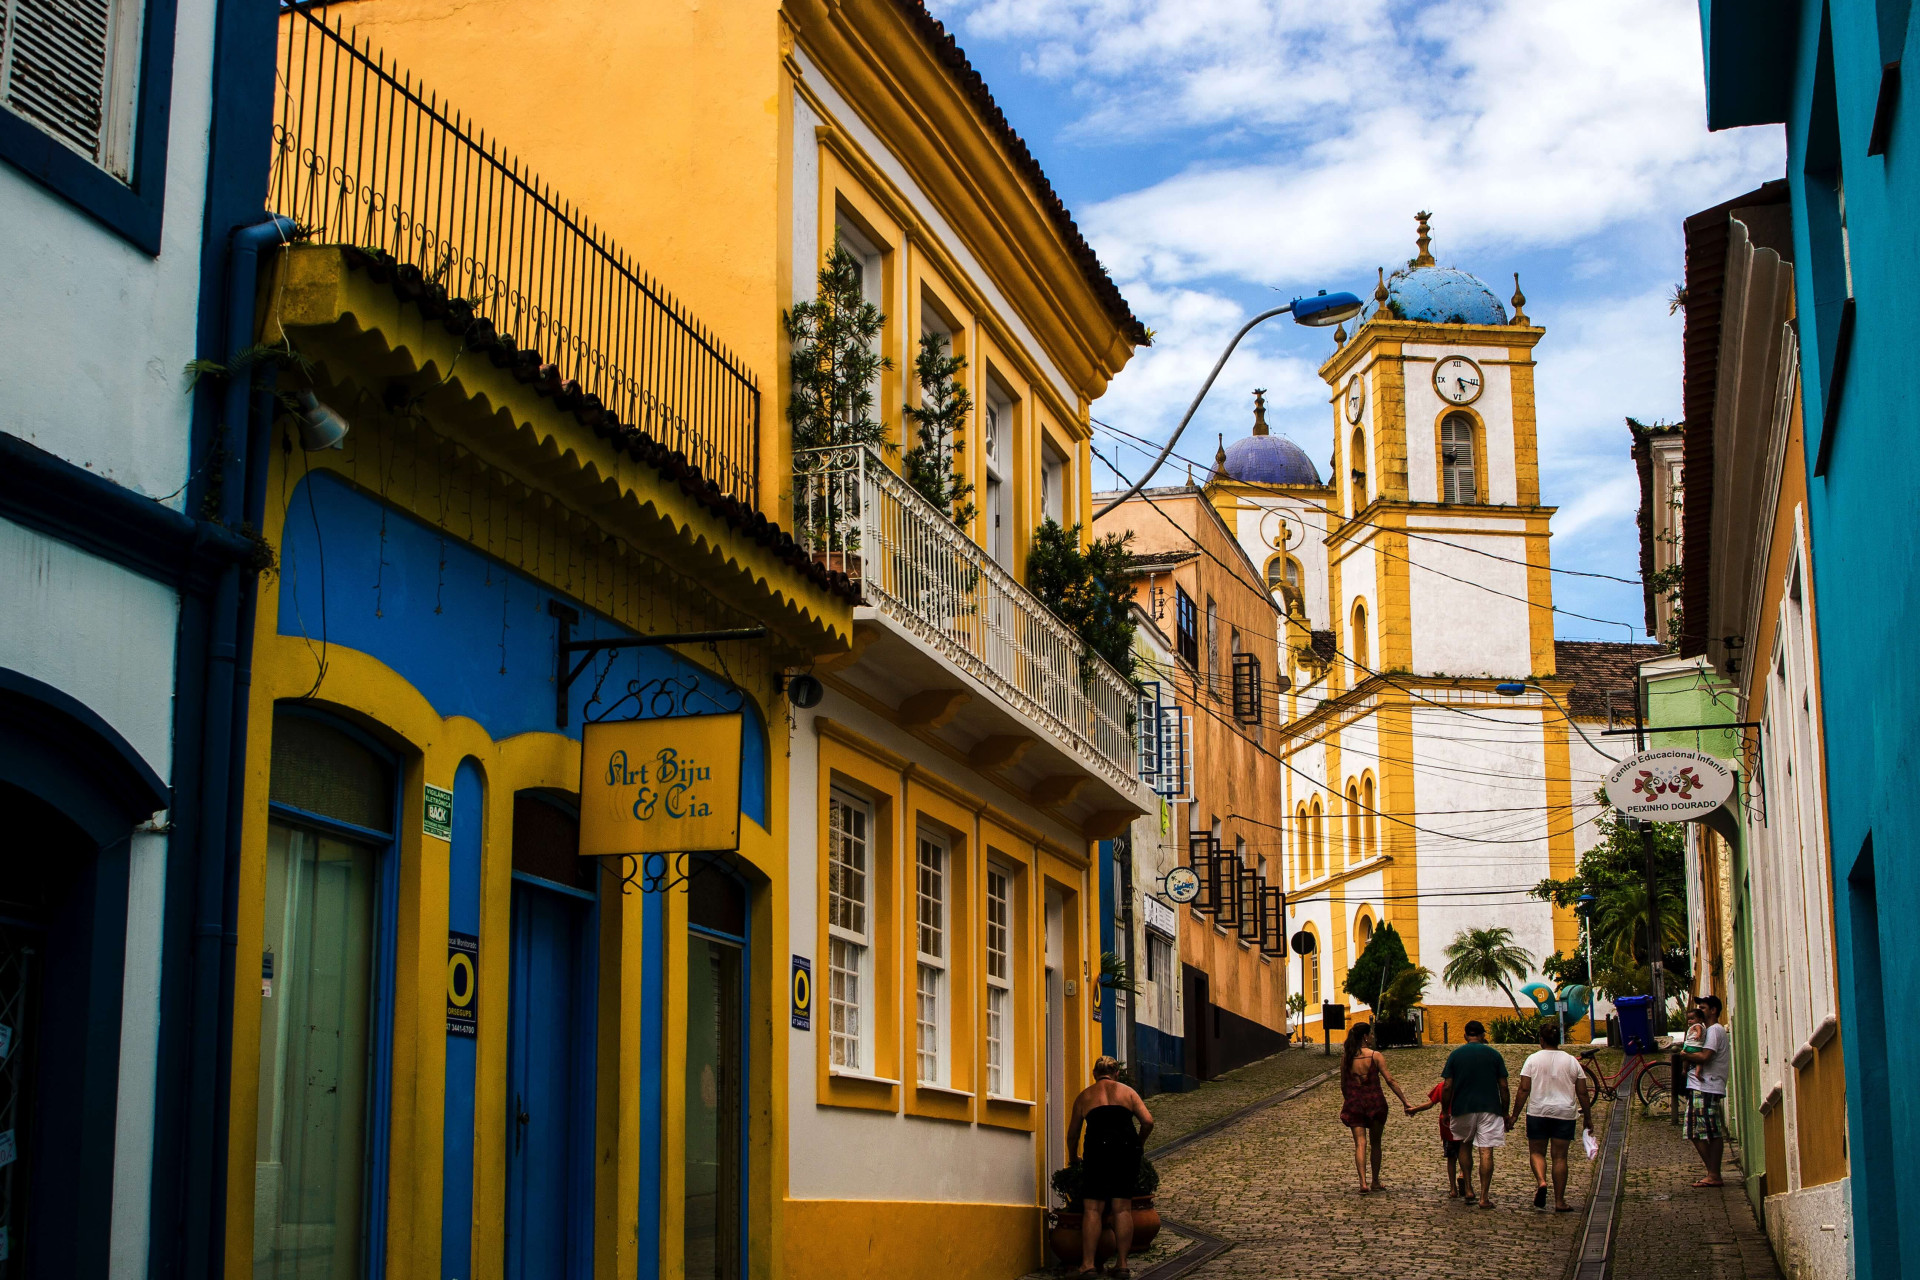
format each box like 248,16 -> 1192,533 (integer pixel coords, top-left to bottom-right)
1434,356 -> 1483,406
1344,376 -> 1366,423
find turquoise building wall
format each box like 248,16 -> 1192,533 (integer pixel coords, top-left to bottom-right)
1700,2 -> 1916,1271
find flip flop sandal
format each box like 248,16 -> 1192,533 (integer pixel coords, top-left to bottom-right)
1534,1185 -> 1549,1209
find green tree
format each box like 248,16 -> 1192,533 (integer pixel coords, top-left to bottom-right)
1441,926 -> 1533,1013
1344,922 -> 1412,1011
1025,519 -> 1138,680
1533,802 -> 1690,992
785,243 -> 890,455
901,331 -> 975,524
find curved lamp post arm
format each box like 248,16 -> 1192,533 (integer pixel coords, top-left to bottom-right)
1496,681 -> 1621,763
1093,303 -> 1295,520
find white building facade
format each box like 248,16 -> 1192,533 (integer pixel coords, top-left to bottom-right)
1204,221 -> 1630,1040
0,0 -> 277,1269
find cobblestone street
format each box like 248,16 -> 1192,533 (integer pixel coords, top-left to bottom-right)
1149,1046 -> 1586,1278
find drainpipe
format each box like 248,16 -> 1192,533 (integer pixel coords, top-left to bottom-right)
182,215 -> 296,1272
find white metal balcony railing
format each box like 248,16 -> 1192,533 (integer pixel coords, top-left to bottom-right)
794,445 -> 1139,790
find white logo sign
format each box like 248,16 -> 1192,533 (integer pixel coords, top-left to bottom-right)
1142,894 -> 1178,939
1603,749 -> 1735,821
1163,866 -> 1201,904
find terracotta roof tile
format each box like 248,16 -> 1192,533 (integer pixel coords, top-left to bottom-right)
1554,640 -> 1664,721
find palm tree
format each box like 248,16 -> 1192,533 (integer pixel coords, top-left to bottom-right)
1594,882 -> 1687,965
1442,927 -> 1534,1013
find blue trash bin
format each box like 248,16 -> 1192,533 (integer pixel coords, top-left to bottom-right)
1613,994 -> 1654,1054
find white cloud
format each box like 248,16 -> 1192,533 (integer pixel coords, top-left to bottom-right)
942,0 -> 1779,633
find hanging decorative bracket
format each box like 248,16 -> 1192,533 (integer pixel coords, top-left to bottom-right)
548,599 -> 765,727
599,851 -> 718,895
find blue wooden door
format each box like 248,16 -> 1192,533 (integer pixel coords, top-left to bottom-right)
505,877 -> 594,1280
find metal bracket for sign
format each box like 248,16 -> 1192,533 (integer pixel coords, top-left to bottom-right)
549,600 -> 765,727
1600,721 -> 1760,736
600,850 -> 724,896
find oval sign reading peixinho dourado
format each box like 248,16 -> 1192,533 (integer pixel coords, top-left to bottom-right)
1602,748 -> 1735,822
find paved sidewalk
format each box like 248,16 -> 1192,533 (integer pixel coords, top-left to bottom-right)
1613,1105 -> 1783,1280
1151,1046 -> 1587,1280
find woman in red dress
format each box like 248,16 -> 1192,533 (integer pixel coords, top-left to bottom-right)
1340,1022 -> 1411,1192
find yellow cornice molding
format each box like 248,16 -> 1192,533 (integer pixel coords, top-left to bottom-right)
1321,320 -> 1544,382
1324,499 -> 1558,550
813,715 -> 912,775
788,0 -> 1135,401
1292,854 -> 1395,900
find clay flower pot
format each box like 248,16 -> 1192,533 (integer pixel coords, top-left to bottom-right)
1046,1198 -> 1160,1264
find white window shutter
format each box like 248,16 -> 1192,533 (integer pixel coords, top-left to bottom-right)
1,0 -> 138,177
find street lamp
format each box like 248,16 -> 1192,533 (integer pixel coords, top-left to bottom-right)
1492,682 -> 1620,762
1576,893 -> 1599,1041
1094,290 -> 1366,518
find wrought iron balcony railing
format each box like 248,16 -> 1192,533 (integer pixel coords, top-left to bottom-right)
271,6 -> 759,508
793,446 -> 1139,788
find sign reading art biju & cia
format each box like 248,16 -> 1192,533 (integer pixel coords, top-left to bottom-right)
579,714 -> 744,858
1603,748 -> 1735,822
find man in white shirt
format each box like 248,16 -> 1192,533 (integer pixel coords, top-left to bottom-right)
1680,995 -> 1731,1187
1507,1022 -> 1593,1211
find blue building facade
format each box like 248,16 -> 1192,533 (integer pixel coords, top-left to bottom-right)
1701,3 -> 1919,1273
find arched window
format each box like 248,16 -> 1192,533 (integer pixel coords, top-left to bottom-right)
1356,911 -> 1375,955
1295,803 -> 1310,885
1350,427 -> 1368,507
1304,925 -> 1322,1005
1361,774 -> 1377,857
1346,781 -> 1362,867
1310,798 -> 1325,880
1441,413 -> 1479,504
1351,600 -> 1370,674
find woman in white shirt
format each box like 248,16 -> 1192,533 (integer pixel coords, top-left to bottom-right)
1507,1022 -> 1593,1211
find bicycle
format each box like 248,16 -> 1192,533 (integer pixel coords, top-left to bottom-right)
1577,1046 -> 1673,1110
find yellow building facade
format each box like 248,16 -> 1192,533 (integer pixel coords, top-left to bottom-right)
240,4 -> 1150,1278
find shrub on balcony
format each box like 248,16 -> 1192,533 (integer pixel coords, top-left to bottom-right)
1027,519 -> 1138,681
902,331 -> 976,525
786,243 -> 890,455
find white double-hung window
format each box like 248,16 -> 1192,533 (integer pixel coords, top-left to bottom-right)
1,0 -> 145,178
914,829 -> 950,1085
827,790 -> 873,1071
985,864 -> 1012,1098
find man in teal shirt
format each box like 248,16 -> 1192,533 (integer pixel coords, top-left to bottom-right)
1441,1021 -> 1511,1208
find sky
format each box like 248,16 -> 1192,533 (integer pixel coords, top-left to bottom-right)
928,0 -> 1784,642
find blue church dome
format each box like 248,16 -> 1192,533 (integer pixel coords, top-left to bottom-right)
1379,266 -> 1508,326
1220,433 -> 1321,485
1212,390 -> 1323,486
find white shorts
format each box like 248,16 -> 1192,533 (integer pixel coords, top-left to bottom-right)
1449,1111 -> 1507,1147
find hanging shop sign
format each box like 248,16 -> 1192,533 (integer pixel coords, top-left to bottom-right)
1602,748 -> 1735,822
1142,894 -> 1178,939
1163,866 -> 1201,904
579,713 -> 744,857
446,931 -> 478,1037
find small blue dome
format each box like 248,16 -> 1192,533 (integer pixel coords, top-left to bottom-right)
1377,266 -> 1507,326
1219,434 -> 1321,486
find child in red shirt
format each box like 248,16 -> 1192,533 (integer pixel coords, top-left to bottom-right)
1407,1080 -> 1470,1199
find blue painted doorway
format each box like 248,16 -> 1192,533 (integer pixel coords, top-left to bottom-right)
505,795 -> 597,1280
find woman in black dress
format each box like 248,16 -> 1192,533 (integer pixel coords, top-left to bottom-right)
1066,1056 -> 1156,1278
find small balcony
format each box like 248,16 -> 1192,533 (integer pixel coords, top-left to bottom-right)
795,446 -> 1151,829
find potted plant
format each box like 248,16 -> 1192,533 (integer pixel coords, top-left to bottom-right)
1287,991 -> 1308,1043
1045,1157 -> 1161,1264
